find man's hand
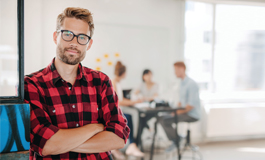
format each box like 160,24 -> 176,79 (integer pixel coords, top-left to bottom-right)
186,105 -> 193,111
175,104 -> 193,115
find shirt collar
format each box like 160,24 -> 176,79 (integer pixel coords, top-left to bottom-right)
48,58 -> 88,86
181,76 -> 189,85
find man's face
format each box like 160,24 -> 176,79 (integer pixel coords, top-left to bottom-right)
53,17 -> 93,65
174,66 -> 185,78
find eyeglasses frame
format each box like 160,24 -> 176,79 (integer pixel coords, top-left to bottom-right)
57,30 -> 91,45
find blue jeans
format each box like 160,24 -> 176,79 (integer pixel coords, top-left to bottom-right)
124,114 -> 134,144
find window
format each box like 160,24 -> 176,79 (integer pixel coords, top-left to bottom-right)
215,4 -> 265,92
184,1 -> 265,102
0,0 -> 24,103
184,1 -> 213,91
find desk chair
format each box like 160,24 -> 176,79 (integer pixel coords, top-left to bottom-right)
180,120 -> 203,160
122,89 -> 132,99
164,118 -> 203,160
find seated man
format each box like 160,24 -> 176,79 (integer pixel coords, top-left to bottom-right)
159,61 -> 200,151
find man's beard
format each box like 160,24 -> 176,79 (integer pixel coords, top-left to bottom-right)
57,45 -> 85,65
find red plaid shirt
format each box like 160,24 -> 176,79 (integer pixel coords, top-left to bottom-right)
24,59 -> 129,160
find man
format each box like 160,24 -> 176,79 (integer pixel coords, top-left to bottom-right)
159,61 -> 200,150
24,7 -> 129,160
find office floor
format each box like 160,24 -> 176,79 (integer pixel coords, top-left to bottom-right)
121,139 -> 265,160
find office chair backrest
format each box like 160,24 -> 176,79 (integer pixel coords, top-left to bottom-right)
122,89 -> 132,99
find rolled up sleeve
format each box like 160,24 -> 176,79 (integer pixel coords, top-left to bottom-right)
100,77 -> 130,143
24,77 -> 59,156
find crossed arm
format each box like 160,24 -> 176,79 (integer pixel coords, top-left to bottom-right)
25,75 -> 128,157
71,130 -> 125,153
42,124 -> 125,156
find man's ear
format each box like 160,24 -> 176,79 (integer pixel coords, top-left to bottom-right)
53,31 -> 58,45
86,39 -> 93,51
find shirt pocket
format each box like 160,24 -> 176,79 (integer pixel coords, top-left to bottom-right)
47,105 -> 69,128
82,103 -> 99,124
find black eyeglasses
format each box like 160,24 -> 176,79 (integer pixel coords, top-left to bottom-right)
57,30 -> 91,45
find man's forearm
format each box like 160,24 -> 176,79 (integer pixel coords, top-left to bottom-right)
177,104 -> 193,115
42,124 -> 103,156
119,98 -> 134,106
71,131 -> 125,153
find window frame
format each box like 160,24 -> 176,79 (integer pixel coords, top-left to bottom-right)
0,0 -> 24,104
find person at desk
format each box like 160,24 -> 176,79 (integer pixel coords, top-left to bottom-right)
111,61 -> 144,159
133,69 -> 159,131
159,61 -> 200,151
134,69 -> 159,102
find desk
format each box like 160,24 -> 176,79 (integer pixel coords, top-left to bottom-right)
132,106 -> 184,160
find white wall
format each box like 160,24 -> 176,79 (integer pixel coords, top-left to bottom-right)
24,0 -> 43,76
205,103 -> 265,139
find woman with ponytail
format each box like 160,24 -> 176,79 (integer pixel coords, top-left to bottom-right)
111,61 -> 144,159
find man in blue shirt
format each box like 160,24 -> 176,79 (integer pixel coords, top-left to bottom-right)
159,61 -> 200,150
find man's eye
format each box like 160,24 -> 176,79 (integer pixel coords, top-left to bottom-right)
79,36 -> 86,40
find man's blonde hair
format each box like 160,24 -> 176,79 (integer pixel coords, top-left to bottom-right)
56,7 -> 94,37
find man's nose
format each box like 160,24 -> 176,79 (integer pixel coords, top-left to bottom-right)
70,36 -> 79,46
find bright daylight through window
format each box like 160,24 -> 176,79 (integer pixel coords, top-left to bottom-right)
0,0 -> 18,97
184,1 -> 265,102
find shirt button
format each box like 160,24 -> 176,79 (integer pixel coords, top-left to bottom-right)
52,109 -> 56,113
69,87 -> 71,90
97,108 -> 99,111
76,123 -> 79,127
72,105 -> 75,108
61,79 -> 64,82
